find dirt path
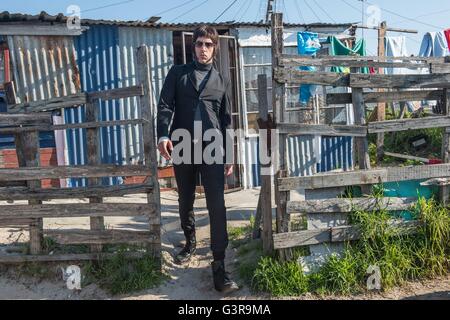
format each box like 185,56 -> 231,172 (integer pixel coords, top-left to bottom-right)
0,189 -> 449,300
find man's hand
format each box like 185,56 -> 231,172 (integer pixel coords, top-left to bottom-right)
224,164 -> 234,177
158,140 -> 173,161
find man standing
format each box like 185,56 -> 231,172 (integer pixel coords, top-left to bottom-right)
157,25 -> 238,294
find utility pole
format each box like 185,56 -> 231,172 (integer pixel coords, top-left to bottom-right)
377,21 -> 387,164
361,0 -> 366,40
265,0 -> 275,24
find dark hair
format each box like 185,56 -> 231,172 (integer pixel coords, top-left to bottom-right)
192,25 -> 219,59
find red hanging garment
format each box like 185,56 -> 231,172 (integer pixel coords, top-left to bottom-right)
444,29 -> 450,50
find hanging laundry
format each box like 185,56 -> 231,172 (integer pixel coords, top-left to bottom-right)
419,32 -> 449,57
297,32 -> 321,104
444,29 -> 450,51
385,36 -> 411,75
328,36 -> 369,74
298,31 -> 321,55
385,36 -> 418,113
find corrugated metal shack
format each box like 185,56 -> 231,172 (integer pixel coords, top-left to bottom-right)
0,11 -> 355,190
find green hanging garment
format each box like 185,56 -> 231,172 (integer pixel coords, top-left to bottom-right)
328,36 -> 369,74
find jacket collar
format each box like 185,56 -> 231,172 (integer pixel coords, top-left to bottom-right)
188,61 -> 219,93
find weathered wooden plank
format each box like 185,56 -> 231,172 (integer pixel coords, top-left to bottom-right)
368,116 -> 450,134
0,165 -> 151,181
281,55 -> 428,69
350,73 -> 450,89
383,152 -> 430,163
274,220 -> 422,249
258,74 -> 274,254
352,87 -> 371,195
386,164 -> 450,183
330,226 -> 361,243
8,93 -> 87,112
86,98 -> 104,253
279,164 -> 450,191
9,86 -> 144,112
44,230 -> 160,245
331,220 -> 422,242
327,90 -> 442,105
137,45 -> 162,261
0,184 -> 153,201
275,68 -> 350,87
279,169 -> 387,191
272,13 -> 292,262
430,63 -> 450,74
286,54 -> 443,63
88,85 -> 144,101
0,218 -> 34,227
441,88 -> 450,205
273,229 -> 331,248
0,204 -> 157,220
287,197 -> 418,214
277,123 -> 367,137
0,113 -> 52,126
0,252 -> 148,264
376,24 -> 387,166
0,181 -> 27,187
16,129 -> 43,255
0,119 -> 146,134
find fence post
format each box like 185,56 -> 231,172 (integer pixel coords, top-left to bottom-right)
257,74 -> 274,255
376,21 -> 387,164
86,97 -> 105,253
271,13 -> 291,261
352,87 -> 372,195
137,45 -> 162,265
441,88 -> 450,205
5,82 -> 43,254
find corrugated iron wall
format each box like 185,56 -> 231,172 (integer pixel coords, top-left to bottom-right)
117,26 -> 173,165
7,35 -> 81,102
318,137 -> 354,173
69,25 -> 121,186
67,25 -> 173,186
288,136 -> 317,177
5,34 -> 80,154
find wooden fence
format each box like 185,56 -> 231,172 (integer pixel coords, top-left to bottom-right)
0,45 -> 161,264
259,13 -> 450,260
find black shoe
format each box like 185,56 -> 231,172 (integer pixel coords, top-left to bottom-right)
211,260 -> 239,294
175,235 -> 196,265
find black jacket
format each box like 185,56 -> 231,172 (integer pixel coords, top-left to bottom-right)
157,62 -> 233,147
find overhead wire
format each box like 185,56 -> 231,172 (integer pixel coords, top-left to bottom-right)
153,0 -> 198,17
312,0 -> 337,23
293,0 -> 306,24
169,0 -> 210,22
232,0 -> 250,21
214,0 -> 241,22
238,0 -> 254,21
81,0 -> 136,14
352,0 -> 445,30
303,0 -> 323,22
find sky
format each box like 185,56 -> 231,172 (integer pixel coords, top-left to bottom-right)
3,0 -> 450,55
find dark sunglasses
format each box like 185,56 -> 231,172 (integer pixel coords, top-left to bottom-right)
194,40 -> 215,49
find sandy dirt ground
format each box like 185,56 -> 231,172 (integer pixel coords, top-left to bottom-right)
0,188 -> 449,300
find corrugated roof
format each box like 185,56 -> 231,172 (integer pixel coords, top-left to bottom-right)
0,11 -> 355,30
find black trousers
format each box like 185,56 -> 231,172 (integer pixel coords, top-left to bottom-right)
174,162 -> 228,258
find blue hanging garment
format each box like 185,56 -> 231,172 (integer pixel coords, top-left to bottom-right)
419,32 -> 449,57
297,32 -> 321,104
